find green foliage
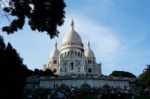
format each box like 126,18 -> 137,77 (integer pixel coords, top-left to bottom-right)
80,84 -> 91,97
135,96 -> 150,99
23,89 -> 50,99
138,65 -> 150,87
0,35 -> 32,98
1,0 -> 66,38
44,69 -> 54,76
32,68 -> 54,76
33,68 -> 44,76
0,35 -> 5,49
110,71 -> 136,78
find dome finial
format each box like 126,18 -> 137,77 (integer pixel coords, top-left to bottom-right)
55,41 -> 57,49
88,41 -> 90,49
71,19 -> 74,30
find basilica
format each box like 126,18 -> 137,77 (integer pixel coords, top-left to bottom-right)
44,20 -> 101,77
27,20 -> 130,89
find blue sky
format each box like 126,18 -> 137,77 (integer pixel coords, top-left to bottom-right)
0,0 -> 150,76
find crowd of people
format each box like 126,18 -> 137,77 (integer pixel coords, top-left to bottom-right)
49,87 -> 133,99
27,84 -> 136,99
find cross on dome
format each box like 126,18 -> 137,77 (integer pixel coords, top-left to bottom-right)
71,19 -> 74,30
88,41 -> 91,49
55,41 -> 57,49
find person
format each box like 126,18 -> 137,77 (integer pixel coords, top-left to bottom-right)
56,91 -> 65,99
27,94 -> 32,99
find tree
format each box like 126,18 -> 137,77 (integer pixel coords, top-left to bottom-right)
44,69 -> 54,76
1,0 -> 66,38
33,68 -> 44,76
32,68 -> 54,76
110,71 -> 136,78
138,65 -> 150,87
0,36 -> 32,98
80,84 -> 91,96
0,35 -> 5,49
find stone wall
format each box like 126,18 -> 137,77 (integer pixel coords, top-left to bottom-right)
39,77 -> 129,89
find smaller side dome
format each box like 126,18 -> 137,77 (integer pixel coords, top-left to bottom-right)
84,42 -> 95,58
49,42 -> 60,59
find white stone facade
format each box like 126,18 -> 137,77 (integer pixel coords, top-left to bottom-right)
26,76 -> 130,89
28,20 -> 130,90
39,77 -> 129,89
44,20 -> 101,77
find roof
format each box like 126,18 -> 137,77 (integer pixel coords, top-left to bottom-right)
62,20 -> 83,46
84,42 -> 95,58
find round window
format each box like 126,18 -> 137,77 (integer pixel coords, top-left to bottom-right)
88,69 -> 92,73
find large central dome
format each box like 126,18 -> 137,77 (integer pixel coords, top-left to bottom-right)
61,20 -> 83,50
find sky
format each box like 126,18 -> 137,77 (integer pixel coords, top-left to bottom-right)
0,0 -> 150,76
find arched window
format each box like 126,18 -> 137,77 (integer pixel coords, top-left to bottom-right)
75,51 -> 77,55
88,68 -> 92,73
88,60 -> 91,64
78,52 -> 80,56
71,62 -> 74,70
53,60 -> 57,64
